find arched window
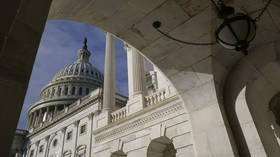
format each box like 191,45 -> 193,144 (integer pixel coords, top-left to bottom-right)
51,88 -> 55,97
71,87 -> 76,95
47,89 -> 50,97
79,87 -> 83,95
111,151 -> 126,157
63,150 -> 71,157
147,137 -> 176,157
57,87 -> 62,96
86,88 -> 89,95
76,145 -> 86,157
64,86 -> 68,95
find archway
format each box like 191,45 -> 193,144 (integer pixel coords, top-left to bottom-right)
147,137 -> 176,157
111,150 -> 127,157
2,0 -> 280,156
235,87 -> 266,156
224,42 -> 280,156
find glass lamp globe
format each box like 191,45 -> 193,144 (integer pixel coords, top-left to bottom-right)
215,13 -> 256,54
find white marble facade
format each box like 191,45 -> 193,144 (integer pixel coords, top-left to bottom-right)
23,33 -> 192,157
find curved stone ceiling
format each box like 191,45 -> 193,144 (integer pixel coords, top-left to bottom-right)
46,0 -> 280,156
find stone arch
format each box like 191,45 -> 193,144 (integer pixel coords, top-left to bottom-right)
110,150 -> 127,157
235,87 -> 266,156
147,136 -> 176,157
245,62 -> 280,156
63,150 -> 71,157
47,133 -> 63,157
3,0 -> 280,156
224,42 -> 280,156
75,144 -> 86,157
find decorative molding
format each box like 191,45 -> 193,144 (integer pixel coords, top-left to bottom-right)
74,120 -> 80,127
94,103 -> 183,143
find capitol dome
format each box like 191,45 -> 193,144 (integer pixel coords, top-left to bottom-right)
29,38 -> 103,114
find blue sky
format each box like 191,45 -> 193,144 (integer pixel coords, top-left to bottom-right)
17,20 -> 128,129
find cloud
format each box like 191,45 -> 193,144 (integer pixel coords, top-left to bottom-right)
17,20 -> 128,129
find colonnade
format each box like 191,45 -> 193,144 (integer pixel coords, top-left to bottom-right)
27,106 -> 59,130
102,32 -> 147,118
27,32 -> 148,130
41,85 -> 92,99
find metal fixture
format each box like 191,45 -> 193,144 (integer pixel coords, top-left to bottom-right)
152,0 -> 272,55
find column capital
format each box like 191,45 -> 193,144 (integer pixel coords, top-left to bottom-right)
61,127 -> 67,133
74,120 -> 80,127
35,141 -> 40,146
123,42 -> 132,52
87,112 -> 94,119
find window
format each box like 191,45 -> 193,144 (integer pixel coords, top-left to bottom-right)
79,87 -> 83,96
71,87 -> 76,95
53,139 -> 58,147
57,87 -> 62,96
51,88 -> 55,97
66,131 -> 73,140
30,150 -> 34,157
76,145 -> 86,157
86,88 -> 89,95
39,145 -> 44,153
47,89 -> 50,97
80,124 -> 87,135
64,87 -> 68,95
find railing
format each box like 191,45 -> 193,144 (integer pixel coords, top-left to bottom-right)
111,107 -> 127,122
145,88 -> 168,106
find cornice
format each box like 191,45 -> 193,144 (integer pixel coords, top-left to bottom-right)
94,100 -> 183,143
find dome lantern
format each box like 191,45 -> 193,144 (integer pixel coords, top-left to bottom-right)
77,37 -> 91,63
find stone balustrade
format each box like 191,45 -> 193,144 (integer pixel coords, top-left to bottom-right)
111,107 -> 127,122
145,88 -> 168,106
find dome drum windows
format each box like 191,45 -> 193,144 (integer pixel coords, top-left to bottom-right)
64,86 -> 68,95
79,87 -> 83,96
57,87 -> 62,96
71,87 -> 76,95
51,88 -> 56,97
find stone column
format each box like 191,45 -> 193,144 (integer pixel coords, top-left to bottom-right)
44,135 -> 50,157
88,113 -> 94,157
38,109 -> 43,126
45,107 -> 49,121
74,120 -> 80,153
31,112 -> 36,129
68,85 -> 72,95
27,113 -> 34,130
60,127 -> 67,156
124,43 -> 146,115
103,32 -> 115,111
34,111 -> 39,127
54,106 -> 58,115
34,141 -> 40,157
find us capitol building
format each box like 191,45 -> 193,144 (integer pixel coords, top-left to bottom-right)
12,33 -> 192,157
